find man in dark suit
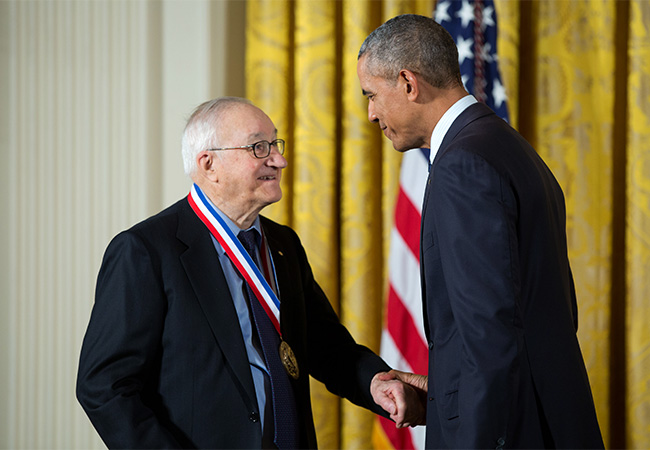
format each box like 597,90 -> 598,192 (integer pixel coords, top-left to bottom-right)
357,14 -> 604,449
76,97 -> 421,449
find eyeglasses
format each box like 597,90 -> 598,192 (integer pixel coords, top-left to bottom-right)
206,139 -> 285,159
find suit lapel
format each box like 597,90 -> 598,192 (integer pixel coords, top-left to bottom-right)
176,198 -> 258,412
420,168 -> 433,340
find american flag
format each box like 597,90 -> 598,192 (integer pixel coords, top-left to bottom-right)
375,1 -> 509,448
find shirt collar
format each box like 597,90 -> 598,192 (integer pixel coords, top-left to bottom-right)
429,94 -> 478,165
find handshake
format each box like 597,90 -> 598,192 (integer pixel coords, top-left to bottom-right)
370,370 -> 428,428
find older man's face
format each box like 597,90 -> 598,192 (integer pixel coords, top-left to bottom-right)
212,104 -> 287,220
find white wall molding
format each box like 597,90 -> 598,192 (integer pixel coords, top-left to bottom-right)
0,1 -> 245,448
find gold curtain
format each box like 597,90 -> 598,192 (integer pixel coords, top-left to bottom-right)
627,1 -> 650,448
246,0 -> 650,448
501,0 -> 616,446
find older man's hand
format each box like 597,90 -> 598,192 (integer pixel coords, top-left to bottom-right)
370,370 -> 427,428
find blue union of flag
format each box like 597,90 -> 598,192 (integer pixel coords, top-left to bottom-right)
435,0 -> 509,121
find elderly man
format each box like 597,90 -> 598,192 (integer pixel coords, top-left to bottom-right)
359,14 -> 604,449
76,97 -> 419,449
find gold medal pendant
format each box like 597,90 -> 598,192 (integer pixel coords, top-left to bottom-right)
279,340 -> 299,380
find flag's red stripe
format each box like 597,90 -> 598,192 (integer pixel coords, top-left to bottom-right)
386,285 -> 428,375
394,187 -> 421,262
379,415 -> 415,450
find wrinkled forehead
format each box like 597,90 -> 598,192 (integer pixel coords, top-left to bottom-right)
220,104 -> 277,144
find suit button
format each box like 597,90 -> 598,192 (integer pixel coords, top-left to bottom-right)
249,411 -> 259,423
428,397 -> 434,401
496,437 -> 505,449
428,341 -> 434,350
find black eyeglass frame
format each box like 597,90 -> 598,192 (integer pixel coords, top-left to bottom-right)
206,139 -> 285,159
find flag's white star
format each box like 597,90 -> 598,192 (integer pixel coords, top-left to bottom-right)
456,35 -> 474,64
492,78 -> 507,108
456,0 -> 475,28
482,5 -> 495,30
434,1 -> 452,23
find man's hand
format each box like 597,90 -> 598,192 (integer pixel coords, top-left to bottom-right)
370,370 -> 427,428
381,369 -> 428,393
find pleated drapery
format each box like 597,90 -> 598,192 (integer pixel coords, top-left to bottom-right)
246,1 -> 650,449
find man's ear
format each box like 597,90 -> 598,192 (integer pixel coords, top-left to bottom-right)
399,69 -> 419,101
196,151 -> 218,181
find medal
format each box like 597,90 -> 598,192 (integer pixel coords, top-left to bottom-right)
279,340 -> 299,379
189,184 -> 300,380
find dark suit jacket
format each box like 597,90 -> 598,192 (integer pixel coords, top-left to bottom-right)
76,197 -> 390,449
420,102 -> 604,449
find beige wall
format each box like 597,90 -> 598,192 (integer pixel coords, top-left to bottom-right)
0,1 -> 246,448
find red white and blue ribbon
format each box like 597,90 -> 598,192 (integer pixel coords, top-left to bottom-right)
188,183 -> 282,335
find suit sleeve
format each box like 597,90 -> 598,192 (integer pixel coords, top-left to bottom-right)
430,148 -> 521,446
76,231 -> 182,449
282,227 -> 391,416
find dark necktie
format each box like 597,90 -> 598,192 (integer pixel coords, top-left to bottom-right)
237,229 -> 299,449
